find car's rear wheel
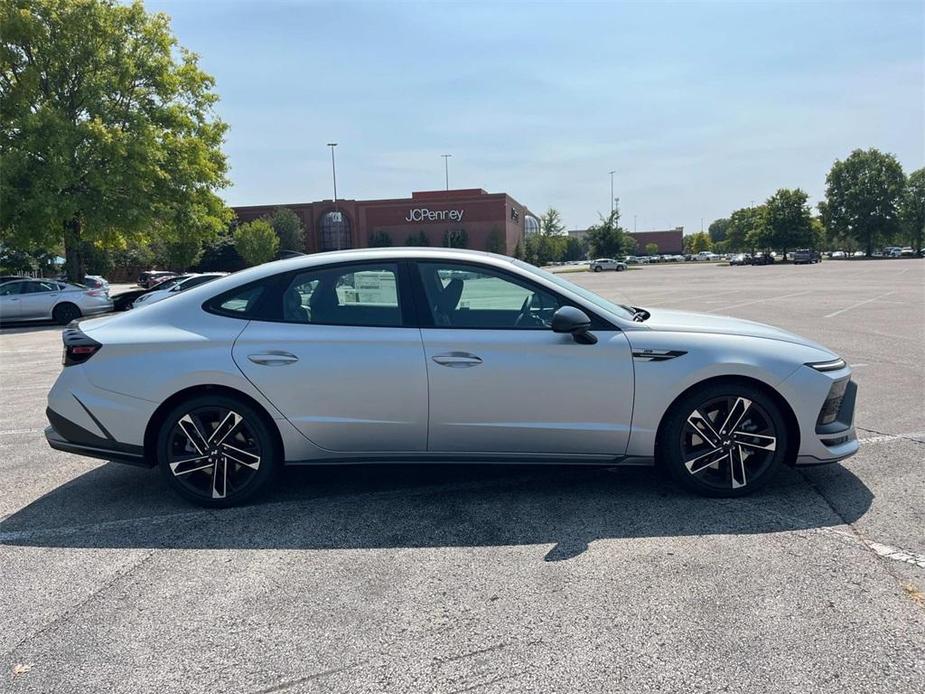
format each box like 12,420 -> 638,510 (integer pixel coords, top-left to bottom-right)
659,382 -> 788,497
593,266 -> 602,272
52,302 -> 82,325
156,395 -> 278,507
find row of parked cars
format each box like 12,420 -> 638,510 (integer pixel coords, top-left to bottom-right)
0,270 -> 227,324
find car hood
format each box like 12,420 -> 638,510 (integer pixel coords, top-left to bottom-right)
638,308 -> 833,352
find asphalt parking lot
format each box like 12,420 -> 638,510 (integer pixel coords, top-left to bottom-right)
1,259 -> 923,693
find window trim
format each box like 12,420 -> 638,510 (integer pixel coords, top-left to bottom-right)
409,259 -> 618,331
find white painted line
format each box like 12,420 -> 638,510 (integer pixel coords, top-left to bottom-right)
709,291 -> 811,313
0,428 -> 43,436
867,542 -> 925,569
824,291 -> 895,319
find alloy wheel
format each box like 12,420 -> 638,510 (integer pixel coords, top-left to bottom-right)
680,395 -> 777,491
166,406 -> 262,500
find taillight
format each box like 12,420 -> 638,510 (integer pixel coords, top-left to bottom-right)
86,289 -> 104,297
62,327 -> 101,366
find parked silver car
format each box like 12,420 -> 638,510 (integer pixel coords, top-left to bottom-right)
45,248 -> 857,507
0,278 -> 112,324
589,258 -> 627,272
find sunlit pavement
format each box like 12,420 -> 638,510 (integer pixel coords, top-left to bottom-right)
1,259 -> 923,693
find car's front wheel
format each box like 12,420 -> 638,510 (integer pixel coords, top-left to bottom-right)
658,382 -> 788,497
156,395 -> 278,507
593,266 -> 602,272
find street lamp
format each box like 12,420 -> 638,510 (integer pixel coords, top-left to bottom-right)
609,171 -> 616,215
327,143 -> 338,201
442,154 -> 452,191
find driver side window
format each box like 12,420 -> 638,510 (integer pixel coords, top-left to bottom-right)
417,262 -> 561,329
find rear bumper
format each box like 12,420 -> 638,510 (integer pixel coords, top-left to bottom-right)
45,408 -> 151,467
81,302 -> 113,316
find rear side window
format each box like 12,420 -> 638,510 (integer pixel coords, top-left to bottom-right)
282,263 -> 401,327
206,284 -> 267,318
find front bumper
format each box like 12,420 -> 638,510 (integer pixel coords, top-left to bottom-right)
778,364 -> 859,466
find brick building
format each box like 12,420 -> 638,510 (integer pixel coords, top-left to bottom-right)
233,188 -> 538,256
567,226 -> 684,255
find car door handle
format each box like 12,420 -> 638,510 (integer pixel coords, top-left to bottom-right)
247,351 -> 299,366
432,352 -> 483,367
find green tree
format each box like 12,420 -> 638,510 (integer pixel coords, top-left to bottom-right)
156,235 -> 203,272
512,240 -> 524,260
684,232 -> 712,253
563,236 -> 587,261
824,148 -> 906,256
586,208 -> 632,258
539,207 -> 566,237
726,206 -> 767,251
708,218 -> 730,244
196,234 -> 245,272
900,168 -> 925,252
405,230 -> 429,246
0,0 -> 230,282
234,219 -> 278,266
269,208 -> 304,252
485,228 -> 506,254
444,228 -> 468,248
368,230 -> 393,247
645,242 -> 659,256
764,188 -> 814,259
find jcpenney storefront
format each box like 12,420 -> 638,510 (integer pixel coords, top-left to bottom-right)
233,188 -> 539,256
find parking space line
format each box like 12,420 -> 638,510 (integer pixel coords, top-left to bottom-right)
708,291 -> 811,312
824,291 -> 895,319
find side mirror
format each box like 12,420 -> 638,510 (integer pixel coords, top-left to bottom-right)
551,306 -> 597,344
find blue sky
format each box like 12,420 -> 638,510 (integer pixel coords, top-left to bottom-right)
147,0 -> 924,234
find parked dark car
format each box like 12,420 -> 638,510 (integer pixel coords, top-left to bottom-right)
112,274 -> 186,311
792,249 -> 821,264
750,253 -> 775,266
137,270 -> 177,288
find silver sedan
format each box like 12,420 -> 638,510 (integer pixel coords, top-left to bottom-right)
0,278 -> 113,324
45,248 -> 858,506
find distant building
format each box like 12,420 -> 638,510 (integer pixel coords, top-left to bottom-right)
233,188 -> 538,255
567,226 -> 684,254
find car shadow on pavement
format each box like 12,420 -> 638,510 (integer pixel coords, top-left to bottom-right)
0,461 -> 872,561
0,321 -> 64,335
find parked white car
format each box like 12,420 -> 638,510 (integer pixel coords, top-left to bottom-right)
45,248 -> 857,506
589,258 -> 627,272
0,278 -> 112,324
132,273 -> 227,309
695,251 -> 719,261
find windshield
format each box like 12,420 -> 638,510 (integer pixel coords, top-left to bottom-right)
513,260 -> 636,321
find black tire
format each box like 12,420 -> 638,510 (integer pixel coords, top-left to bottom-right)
658,382 -> 789,497
616,265 -> 625,272
156,394 -> 279,507
52,302 -> 82,325
593,266 -> 602,272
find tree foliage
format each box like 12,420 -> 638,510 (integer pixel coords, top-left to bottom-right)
0,0 -> 231,280
539,207 -> 566,237
900,168 -> 925,251
405,230 -> 429,246
195,234 -> 245,272
443,228 -> 468,248
683,232 -> 713,254
268,207 -> 304,252
585,208 -> 634,258
708,218 -> 729,244
763,188 -> 814,256
234,219 -> 278,266
368,230 -> 392,247
725,206 -> 766,251
645,243 -> 659,256
824,148 -> 906,256
485,228 -> 505,254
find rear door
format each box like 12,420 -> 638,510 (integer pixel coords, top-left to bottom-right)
18,281 -> 61,319
413,260 -> 635,456
231,262 -> 429,453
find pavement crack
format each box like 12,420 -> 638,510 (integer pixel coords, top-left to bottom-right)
2,549 -> 155,659
249,661 -> 367,693
857,426 -> 925,445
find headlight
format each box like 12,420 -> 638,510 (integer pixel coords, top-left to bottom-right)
806,358 -> 846,372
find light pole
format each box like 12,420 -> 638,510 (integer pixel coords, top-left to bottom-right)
634,214 -> 637,234
327,143 -> 338,201
442,154 -> 452,191
609,171 -> 616,215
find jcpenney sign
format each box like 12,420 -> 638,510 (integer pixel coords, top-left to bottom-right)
405,208 -> 464,223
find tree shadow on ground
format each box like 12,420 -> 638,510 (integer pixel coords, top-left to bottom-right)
0,461 -> 872,561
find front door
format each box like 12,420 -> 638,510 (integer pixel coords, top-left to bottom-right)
414,261 -> 635,456
231,262 -> 428,453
